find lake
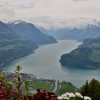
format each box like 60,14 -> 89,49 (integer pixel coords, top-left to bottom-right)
5,40 -> 100,87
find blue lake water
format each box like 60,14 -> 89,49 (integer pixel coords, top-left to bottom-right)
5,40 -> 100,87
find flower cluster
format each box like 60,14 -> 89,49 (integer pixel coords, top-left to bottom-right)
0,66 -> 58,100
0,82 -> 57,100
32,89 -> 57,100
57,92 -> 91,100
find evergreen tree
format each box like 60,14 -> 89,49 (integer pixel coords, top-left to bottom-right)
80,80 -> 89,96
80,79 -> 100,100
88,79 -> 100,100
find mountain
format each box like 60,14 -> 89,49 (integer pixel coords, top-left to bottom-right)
60,38 -> 100,68
0,21 -> 38,68
8,20 -> 57,45
40,23 -> 100,41
80,24 -> 100,40
0,20 -> 57,68
0,21 -> 19,40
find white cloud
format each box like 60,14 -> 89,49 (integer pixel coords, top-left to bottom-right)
73,0 -> 88,2
0,0 -> 100,27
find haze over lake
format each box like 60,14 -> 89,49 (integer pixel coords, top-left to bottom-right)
5,40 -> 100,87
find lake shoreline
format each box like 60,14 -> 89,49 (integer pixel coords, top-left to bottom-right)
3,42 -> 58,70
5,40 -> 99,88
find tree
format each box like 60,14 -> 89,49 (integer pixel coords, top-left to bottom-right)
80,79 -> 100,100
80,80 -> 89,96
88,79 -> 100,100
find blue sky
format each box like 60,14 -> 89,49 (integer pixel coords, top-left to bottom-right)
0,0 -> 100,28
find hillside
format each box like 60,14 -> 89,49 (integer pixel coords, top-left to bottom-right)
8,20 -> 57,45
0,21 -> 38,67
0,21 -> 19,40
0,20 -> 57,68
60,38 -> 100,68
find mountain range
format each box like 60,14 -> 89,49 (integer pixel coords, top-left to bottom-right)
8,20 -> 57,45
0,20 -> 57,68
39,22 -> 100,69
40,23 -> 100,41
1,19 -> 100,69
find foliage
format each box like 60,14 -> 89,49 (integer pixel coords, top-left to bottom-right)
0,65 -> 57,100
79,80 -> 89,96
80,79 -> 100,100
1,65 -> 100,100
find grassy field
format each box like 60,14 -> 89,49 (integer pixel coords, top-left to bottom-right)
32,81 -> 51,91
56,82 -> 78,96
31,81 -> 78,96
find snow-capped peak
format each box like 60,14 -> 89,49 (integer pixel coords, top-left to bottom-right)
8,20 -> 26,25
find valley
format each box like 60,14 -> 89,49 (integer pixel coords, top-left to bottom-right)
0,20 -> 100,87
0,20 -> 57,68
5,40 -> 100,87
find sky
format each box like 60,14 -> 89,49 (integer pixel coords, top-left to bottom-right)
0,0 -> 100,28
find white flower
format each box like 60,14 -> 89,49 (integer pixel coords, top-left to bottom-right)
75,92 -> 83,98
62,94 -> 67,97
65,92 -> 75,98
58,95 -> 69,100
62,96 -> 69,100
61,93 -> 70,100
69,93 -> 75,98
84,96 -> 91,100
58,92 -> 84,100
65,92 -> 70,97
57,96 -> 63,100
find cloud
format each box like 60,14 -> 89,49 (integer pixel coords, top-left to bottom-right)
17,3 -> 34,9
5,0 -> 35,9
0,0 -> 100,28
0,6 -> 15,20
73,0 -> 88,1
